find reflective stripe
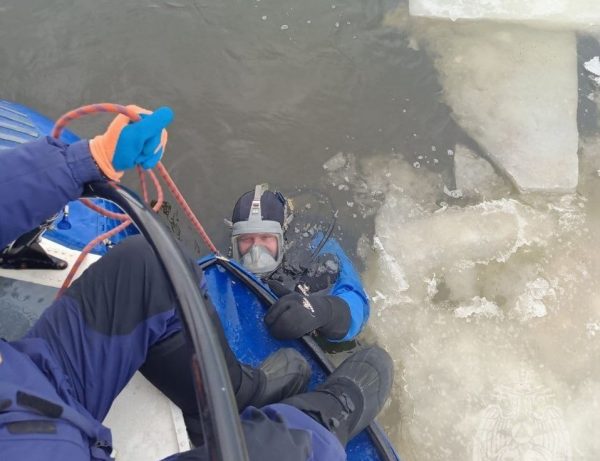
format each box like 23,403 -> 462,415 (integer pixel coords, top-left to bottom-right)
1,385 -> 113,456
7,420 -> 57,435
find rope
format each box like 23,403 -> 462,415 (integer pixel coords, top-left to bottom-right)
52,103 -> 219,298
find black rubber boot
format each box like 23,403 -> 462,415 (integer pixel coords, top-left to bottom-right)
236,348 -> 312,410
281,346 -> 393,446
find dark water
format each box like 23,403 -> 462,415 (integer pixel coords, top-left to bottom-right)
0,0 -> 462,254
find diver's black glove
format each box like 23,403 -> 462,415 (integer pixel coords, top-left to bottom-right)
265,280 -> 351,340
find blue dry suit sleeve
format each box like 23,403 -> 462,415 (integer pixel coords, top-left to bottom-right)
311,233 -> 370,341
0,136 -> 102,249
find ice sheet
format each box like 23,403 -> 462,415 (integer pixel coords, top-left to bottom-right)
409,0 -> 600,27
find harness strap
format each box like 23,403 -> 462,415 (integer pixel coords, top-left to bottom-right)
248,184 -> 265,223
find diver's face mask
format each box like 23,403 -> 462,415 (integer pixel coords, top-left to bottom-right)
233,231 -> 283,275
231,185 -> 286,276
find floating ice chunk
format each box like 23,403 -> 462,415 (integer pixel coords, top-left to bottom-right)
375,198 -> 555,279
586,322 -> 600,338
325,259 -> 339,272
516,297 -> 547,319
584,56 -> 600,84
425,275 -> 438,299
547,194 -> 586,232
512,277 -> 556,321
409,0 -> 600,27
372,236 -> 410,292
442,185 -> 463,199
585,56 -> 600,76
323,152 -> 347,171
454,145 -> 511,199
371,290 -> 388,302
418,22 -> 578,192
454,296 -> 503,320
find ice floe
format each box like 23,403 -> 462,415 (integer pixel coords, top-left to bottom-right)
409,0 -> 600,28
356,144 -> 599,460
414,21 -> 579,192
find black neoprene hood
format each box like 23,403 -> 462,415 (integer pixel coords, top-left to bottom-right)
232,190 -> 286,226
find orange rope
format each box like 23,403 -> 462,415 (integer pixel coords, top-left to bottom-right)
52,103 -> 219,298
155,162 -> 217,253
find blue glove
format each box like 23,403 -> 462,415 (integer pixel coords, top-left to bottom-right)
113,106 -> 174,170
90,105 -> 174,180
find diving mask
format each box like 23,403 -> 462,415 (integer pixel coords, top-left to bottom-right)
239,243 -> 280,275
231,185 -> 285,275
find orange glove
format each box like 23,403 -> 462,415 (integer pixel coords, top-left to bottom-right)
89,105 -> 173,181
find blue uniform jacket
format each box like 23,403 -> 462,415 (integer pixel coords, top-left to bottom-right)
0,136 -> 102,250
0,137 -> 114,460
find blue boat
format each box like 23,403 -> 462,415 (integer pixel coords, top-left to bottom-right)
0,99 -> 400,461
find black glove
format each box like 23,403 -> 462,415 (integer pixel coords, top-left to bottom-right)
265,280 -> 351,340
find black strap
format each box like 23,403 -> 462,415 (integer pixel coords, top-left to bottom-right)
16,391 -> 63,418
0,398 -> 12,411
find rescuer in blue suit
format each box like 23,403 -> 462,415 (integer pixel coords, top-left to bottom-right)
0,105 -> 393,461
229,186 -> 369,342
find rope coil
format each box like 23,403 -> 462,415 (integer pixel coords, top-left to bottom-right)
53,103 -> 219,297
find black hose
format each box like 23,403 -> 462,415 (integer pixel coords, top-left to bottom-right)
305,212 -> 337,267
84,181 -> 249,461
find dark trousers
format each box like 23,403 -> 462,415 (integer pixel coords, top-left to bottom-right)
25,235 -> 242,421
21,236 -> 338,460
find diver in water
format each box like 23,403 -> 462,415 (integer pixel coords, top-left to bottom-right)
230,185 -> 369,342
0,106 -> 393,461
